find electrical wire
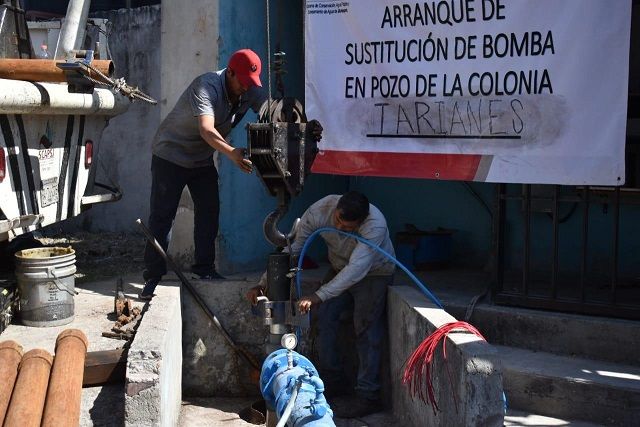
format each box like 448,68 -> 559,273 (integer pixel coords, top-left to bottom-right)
402,321 -> 486,414
460,181 -> 493,219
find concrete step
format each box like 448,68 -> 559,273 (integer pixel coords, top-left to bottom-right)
439,290 -> 640,366
401,269 -> 640,365
496,345 -> 640,426
504,409 -> 605,426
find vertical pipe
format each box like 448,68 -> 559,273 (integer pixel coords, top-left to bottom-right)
267,252 -> 291,301
266,252 -> 291,355
55,0 -> 92,59
41,329 -> 89,427
522,185 -> 531,296
580,187 -> 589,303
0,341 -> 23,422
492,184 -> 505,297
4,349 -> 53,427
551,185 -> 559,299
611,187 -> 620,304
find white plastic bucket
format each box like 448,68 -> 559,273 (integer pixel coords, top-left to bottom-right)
14,247 -> 77,327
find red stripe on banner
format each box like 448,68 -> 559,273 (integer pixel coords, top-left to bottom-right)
311,150 -> 484,181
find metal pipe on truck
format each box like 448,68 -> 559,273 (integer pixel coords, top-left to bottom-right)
0,59 -> 114,83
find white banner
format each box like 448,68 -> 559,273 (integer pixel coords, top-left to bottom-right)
305,0 -> 631,184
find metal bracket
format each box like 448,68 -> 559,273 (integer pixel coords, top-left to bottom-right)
256,300 -> 310,328
56,50 -> 96,93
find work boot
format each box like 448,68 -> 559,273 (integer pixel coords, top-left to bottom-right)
329,395 -> 382,419
192,271 -> 226,280
139,277 -> 160,300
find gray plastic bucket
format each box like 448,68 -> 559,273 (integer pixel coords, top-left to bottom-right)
14,247 -> 77,327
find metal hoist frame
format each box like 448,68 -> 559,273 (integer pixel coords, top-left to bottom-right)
245,1 -> 329,425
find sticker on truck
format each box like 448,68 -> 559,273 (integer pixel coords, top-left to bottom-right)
40,177 -> 58,207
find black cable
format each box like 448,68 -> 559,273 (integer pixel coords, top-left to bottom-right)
460,181 -> 493,218
546,202 -> 578,224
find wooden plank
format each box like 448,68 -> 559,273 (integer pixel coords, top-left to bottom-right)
83,348 -> 127,387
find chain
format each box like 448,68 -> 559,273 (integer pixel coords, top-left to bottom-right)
266,0 -> 272,122
78,61 -> 157,104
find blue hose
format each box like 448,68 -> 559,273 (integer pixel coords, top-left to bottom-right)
294,227 -> 443,309
292,227 -> 508,413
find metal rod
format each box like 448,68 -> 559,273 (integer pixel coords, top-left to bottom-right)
611,187 -> 620,303
551,185 -> 559,299
523,184 -> 531,296
135,219 -> 261,372
492,184 -> 506,297
580,186 -> 589,303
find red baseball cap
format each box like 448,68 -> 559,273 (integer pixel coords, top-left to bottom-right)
228,49 -> 262,88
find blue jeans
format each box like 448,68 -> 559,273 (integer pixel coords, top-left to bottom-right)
316,270 -> 390,400
143,155 -> 219,280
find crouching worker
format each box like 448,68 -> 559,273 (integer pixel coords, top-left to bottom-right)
246,191 -> 395,418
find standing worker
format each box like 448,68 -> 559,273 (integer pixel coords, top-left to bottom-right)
140,49 -> 266,299
247,191 -> 395,418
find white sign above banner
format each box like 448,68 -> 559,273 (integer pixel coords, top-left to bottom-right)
305,0 -> 632,185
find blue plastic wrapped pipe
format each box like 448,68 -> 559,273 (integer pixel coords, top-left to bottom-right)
260,349 -> 335,427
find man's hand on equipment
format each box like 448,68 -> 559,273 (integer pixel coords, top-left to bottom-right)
308,119 -> 323,143
245,285 -> 265,305
298,293 -> 322,314
228,147 -> 253,173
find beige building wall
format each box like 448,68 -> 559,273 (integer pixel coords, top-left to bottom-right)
161,0 -> 219,268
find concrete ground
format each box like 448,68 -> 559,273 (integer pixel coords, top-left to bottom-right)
0,263 -> 614,426
1,274 -> 144,353
178,397 -> 399,427
1,273 -> 147,427
178,398 -> 604,426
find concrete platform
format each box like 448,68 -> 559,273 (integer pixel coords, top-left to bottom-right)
3,264 -> 632,426
1,275 -> 142,353
180,273 -> 266,398
125,280 -> 182,427
1,274 -> 147,427
388,285 -> 504,427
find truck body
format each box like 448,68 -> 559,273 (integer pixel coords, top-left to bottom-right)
0,0 -> 129,242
